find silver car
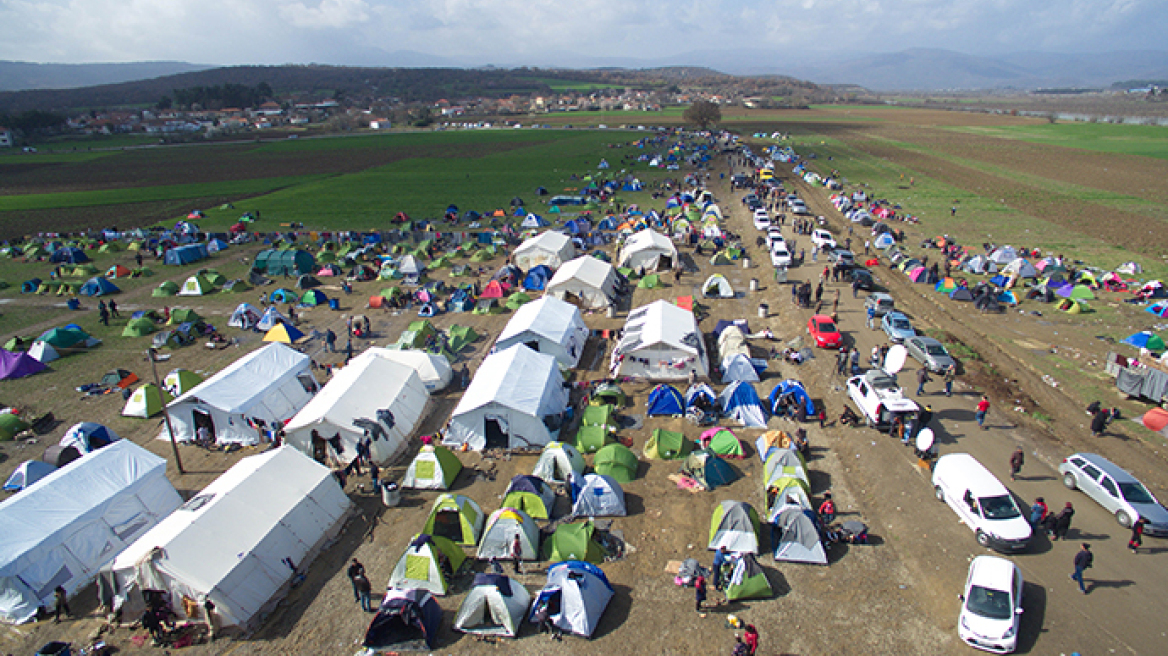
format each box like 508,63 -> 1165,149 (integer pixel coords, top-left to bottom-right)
881,311 -> 915,343
1059,453 -> 1168,534
905,336 -> 956,373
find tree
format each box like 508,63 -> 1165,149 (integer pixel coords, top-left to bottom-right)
684,100 -> 721,130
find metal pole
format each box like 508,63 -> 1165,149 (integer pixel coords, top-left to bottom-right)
148,348 -> 185,474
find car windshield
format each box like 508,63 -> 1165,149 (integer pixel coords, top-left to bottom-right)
979,495 -> 1021,520
926,344 -> 948,356
966,585 -> 1012,620
1119,482 -> 1155,504
817,321 -> 837,333
892,319 -> 911,330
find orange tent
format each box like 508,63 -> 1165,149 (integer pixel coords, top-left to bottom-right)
106,264 -> 133,278
368,295 -> 386,309
675,295 -> 693,311
1142,408 -> 1168,437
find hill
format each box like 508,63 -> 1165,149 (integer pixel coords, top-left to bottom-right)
0,60 -> 211,92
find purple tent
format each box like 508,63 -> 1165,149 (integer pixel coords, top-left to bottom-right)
0,348 -> 47,380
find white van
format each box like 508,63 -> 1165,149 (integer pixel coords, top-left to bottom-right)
932,454 -> 1032,553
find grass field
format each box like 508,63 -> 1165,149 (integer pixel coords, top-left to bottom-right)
953,122 -> 1168,160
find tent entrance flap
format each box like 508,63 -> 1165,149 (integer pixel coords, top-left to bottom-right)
192,409 -> 215,438
485,416 -> 508,450
525,340 -> 540,352
431,510 -> 462,543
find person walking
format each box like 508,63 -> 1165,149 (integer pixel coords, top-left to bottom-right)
324,328 -> 337,353
975,395 -> 990,430
1009,447 -> 1025,481
694,575 -> 708,617
712,546 -> 728,591
866,304 -> 876,330
1029,497 -> 1048,527
53,585 -> 70,623
1070,543 -> 1093,594
98,303 -> 110,326
743,624 -> 759,655
849,348 -> 859,375
347,558 -> 366,603
355,573 -> 374,611
1090,408 -> 1111,437
345,338 -> 354,364
108,299 -> 119,317
817,492 -> 836,526
1051,502 -> 1075,541
916,367 -> 930,396
943,364 -> 956,397
733,635 -> 750,656
836,348 -> 849,376
1129,516 -> 1148,553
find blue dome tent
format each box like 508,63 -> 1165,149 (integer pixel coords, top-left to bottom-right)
646,384 -> 684,416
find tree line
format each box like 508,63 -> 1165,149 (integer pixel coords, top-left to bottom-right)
163,82 -> 274,110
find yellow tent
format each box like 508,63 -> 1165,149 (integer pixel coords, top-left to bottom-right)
262,322 -> 306,344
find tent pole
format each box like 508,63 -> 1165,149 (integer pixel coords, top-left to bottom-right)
148,348 -> 185,474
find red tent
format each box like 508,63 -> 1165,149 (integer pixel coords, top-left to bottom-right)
480,280 -> 505,299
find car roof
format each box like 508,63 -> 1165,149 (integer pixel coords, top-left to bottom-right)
911,336 -> 941,346
885,311 -> 909,319
969,555 -> 1018,585
935,453 -> 1010,494
1068,453 -> 1138,482
810,314 -> 835,324
869,292 -> 893,301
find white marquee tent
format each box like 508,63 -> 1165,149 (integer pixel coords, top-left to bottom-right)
358,347 -> 453,391
617,229 -> 677,272
0,441 -> 182,624
494,296 -> 589,369
613,300 -> 709,381
162,343 -> 317,446
445,344 -> 568,450
513,231 -> 576,271
546,256 -> 619,310
109,447 -> 351,630
285,355 -> 429,465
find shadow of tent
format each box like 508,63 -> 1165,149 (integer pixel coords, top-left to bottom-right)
589,583 -> 633,640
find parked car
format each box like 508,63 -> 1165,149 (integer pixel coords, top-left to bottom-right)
851,268 -> 875,291
811,229 -> 837,250
932,453 -> 1032,553
846,370 -> 920,432
829,249 -> 854,267
881,311 -> 915,343
788,199 -> 809,215
905,336 -> 956,373
864,292 -> 895,317
742,194 -> 760,206
958,556 -> 1024,654
753,209 -> 771,230
807,314 -> 842,349
1059,453 -> 1168,533
770,242 -> 793,267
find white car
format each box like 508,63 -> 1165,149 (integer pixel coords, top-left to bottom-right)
753,209 -> 771,230
933,453 -> 1032,553
959,556 -> 1024,654
770,243 -> 792,267
811,229 -> 837,250
787,198 -> 809,214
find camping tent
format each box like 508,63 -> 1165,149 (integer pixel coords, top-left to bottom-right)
723,553 -> 773,601
402,445 -> 463,489
768,380 -> 816,417
285,355 -> 429,465
529,561 -> 614,638
0,413 -> 30,441
989,246 -> 1019,264
363,588 -> 442,651
523,265 -> 553,291
702,274 -> 734,298
719,382 -> 767,428
501,475 -> 558,520
163,343 -> 317,445
0,441 -> 181,624
1000,258 -> 1037,279
59,422 -> 120,455
544,521 -> 606,564
546,256 -> 619,310
423,494 -> 484,546
683,449 -> 739,490
228,303 -> 262,330
2,460 -> 55,492
702,427 -> 746,458
0,348 -> 47,380
618,229 -> 677,272
153,281 -> 179,297
477,508 -> 540,560
78,277 -> 119,297
164,244 -> 209,266
387,533 -> 466,595
122,383 -> 172,418
164,369 -> 203,396
514,231 -> 576,270
616,300 -> 709,381
262,322 -> 305,344
256,307 -> 288,331
646,384 -> 685,416
1122,331 -> 1165,352
178,274 -> 213,296
446,344 -> 568,451
494,297 -> 589,369
773,507 -> 827,564
453,573 -> 530,638
721,354 -> 760,383
643,428 -> 691,460
533,441 -> 586,484
593,443 -> 639,483
254,249 -> 314,276
709,501 -> 761,554
359,347 -> 453,391
571,474 -> 627,517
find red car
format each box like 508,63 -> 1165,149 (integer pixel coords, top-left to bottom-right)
807,314 -> 842,349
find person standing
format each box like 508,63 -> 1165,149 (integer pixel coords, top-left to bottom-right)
916,367 -> 930,396
975,395 -> 990,430
733,635 -> 750,656
355,573 -> 373,612
744,624 -> 759,655
53,585 -> 69,623
818,492 -> 836,526
108,299 -> 119,317
943,364 -> 956,397
325,328 -> 337,353
712,546 -> 728,591
345,338 -> 354,364
1090,408 -> 1111,437
694,575 -> 708,617
1070,543 -> 1093,594
1009,447 -> 1025,481
99,303 -> 110,326
510,534 -> 524,574
347,558 -> 366,603
1129,516 -> 1148,553
866,304 -> 876,330
836,348 -> 849,376
1052,502 -> 1075,541
203,597 -> 218,641
1029,497 -> 1048,527
849,348 -> 859,375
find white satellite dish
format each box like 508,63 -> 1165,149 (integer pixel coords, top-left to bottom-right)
915,427 -> 935,453
884,344 -> 908,375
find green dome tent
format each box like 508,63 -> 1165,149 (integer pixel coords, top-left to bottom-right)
164,369 -> 204,396
637,274 -> 660,289
423,494 -> 484,547
593,443 -> 638,483
122,383 -> 173,418
723,553 -> 773,601
0,413 -> 31,441
505,292 -> 532,310
121,317 -> 158,338
643,429 -> 691,460
542,521 -> 606,564
575,424 -> 612,454
153,281 -> 180,297
168,308 -> 203,325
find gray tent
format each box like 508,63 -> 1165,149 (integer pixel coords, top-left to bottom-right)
571,474 -> 627,517
453,573 -> 530,638
774,507 -> 827,565
709,500 -> 761,554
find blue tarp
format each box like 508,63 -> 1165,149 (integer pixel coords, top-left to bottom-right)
164,243 -> 209,266
646,384 -> 685,416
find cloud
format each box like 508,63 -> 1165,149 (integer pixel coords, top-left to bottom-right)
280,0 -> 370,29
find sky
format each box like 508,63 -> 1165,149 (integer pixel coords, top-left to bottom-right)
0,0 -> 1163,68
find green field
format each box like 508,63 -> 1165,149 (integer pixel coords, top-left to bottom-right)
953,122 -> 1168,160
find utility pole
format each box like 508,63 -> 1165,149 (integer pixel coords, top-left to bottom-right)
147,348 -> 184,474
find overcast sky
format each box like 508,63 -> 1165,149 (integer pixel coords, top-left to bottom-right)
0,0 -> 1162,67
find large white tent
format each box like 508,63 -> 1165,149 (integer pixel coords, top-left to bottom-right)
617,229 -> 677,272
546,256 -> 619,310
445,344 -> 568,450
494,296 -> 589,369
613,300 -> 709,381
109,447 -> 351,631
358,347 -> 453,391
0,441 -> 182,624
162,343 -> 317,446
285,355 -> 429,465
513,231 -> 576,270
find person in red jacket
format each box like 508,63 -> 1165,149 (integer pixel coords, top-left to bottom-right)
975,396 -> 990,430
818,492 -> 836,526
